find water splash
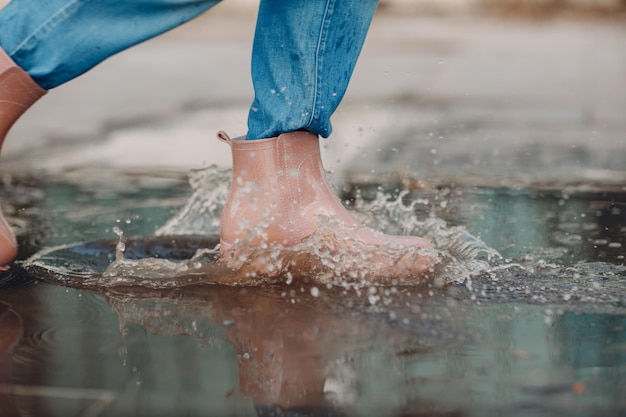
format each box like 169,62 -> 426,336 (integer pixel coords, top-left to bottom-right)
155,167 -> 497,269
99,224 -> 227,287
214,214 -> 444,287
95,167 -> 497,288
348,190 -> 497,260
21,166 -> 626,305
346,190 -> 499,284
155,166 -> 230,236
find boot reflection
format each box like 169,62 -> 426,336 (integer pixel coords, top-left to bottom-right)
0,301 -> 23,417
107,285 -> 404,414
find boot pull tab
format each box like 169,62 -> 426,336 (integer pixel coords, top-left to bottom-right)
217,131 -> 232,145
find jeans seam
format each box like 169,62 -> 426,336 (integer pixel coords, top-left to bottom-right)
307,0 -> 334,130
9,0 -> 85,55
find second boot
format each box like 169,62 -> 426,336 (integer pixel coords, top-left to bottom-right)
0,47 -> 47,267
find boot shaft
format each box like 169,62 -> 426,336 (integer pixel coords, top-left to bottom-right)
218,131 -> 337,248
223,131 -> 322,181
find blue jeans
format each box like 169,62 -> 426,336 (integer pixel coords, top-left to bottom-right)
0,0 -> 378,139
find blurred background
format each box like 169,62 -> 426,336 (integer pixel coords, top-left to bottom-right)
1,0 -> 624,189
1,0 -> 622,256
4,0 -> 626,12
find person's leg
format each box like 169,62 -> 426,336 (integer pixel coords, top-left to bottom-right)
220,0 -> 437,283
247,0 -> 376,140
0,0 -> 221,267
0,0 -> 221,89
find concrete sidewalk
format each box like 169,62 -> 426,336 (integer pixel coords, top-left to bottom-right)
3,7 -> 625,189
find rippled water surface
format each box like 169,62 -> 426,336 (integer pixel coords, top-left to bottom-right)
0,167 -> 625,417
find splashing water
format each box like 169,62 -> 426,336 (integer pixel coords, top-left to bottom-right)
155,166 -> 230,236
21,165 -> 626,305
103,227 -> 219,285
348,190 -> 499,275
92,167 -> 497,287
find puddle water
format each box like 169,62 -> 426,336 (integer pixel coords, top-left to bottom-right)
0,167 -> 625,417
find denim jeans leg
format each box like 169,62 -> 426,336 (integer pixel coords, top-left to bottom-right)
0,0 -> 221,89
246,0 -> 379,140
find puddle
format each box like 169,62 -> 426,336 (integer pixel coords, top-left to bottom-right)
0,167 -> 625,417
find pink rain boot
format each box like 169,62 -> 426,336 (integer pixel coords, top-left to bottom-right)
0,47 -> 47,268
217,131 -> 438,284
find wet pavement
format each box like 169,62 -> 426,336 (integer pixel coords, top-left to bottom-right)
1,6 -> 626,417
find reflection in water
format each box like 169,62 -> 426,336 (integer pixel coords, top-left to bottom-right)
107,285 -> 446,416
0,301 -> 22,417
3,280 -> 626,416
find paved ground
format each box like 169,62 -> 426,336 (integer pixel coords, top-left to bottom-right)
2,6 -> 625,190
